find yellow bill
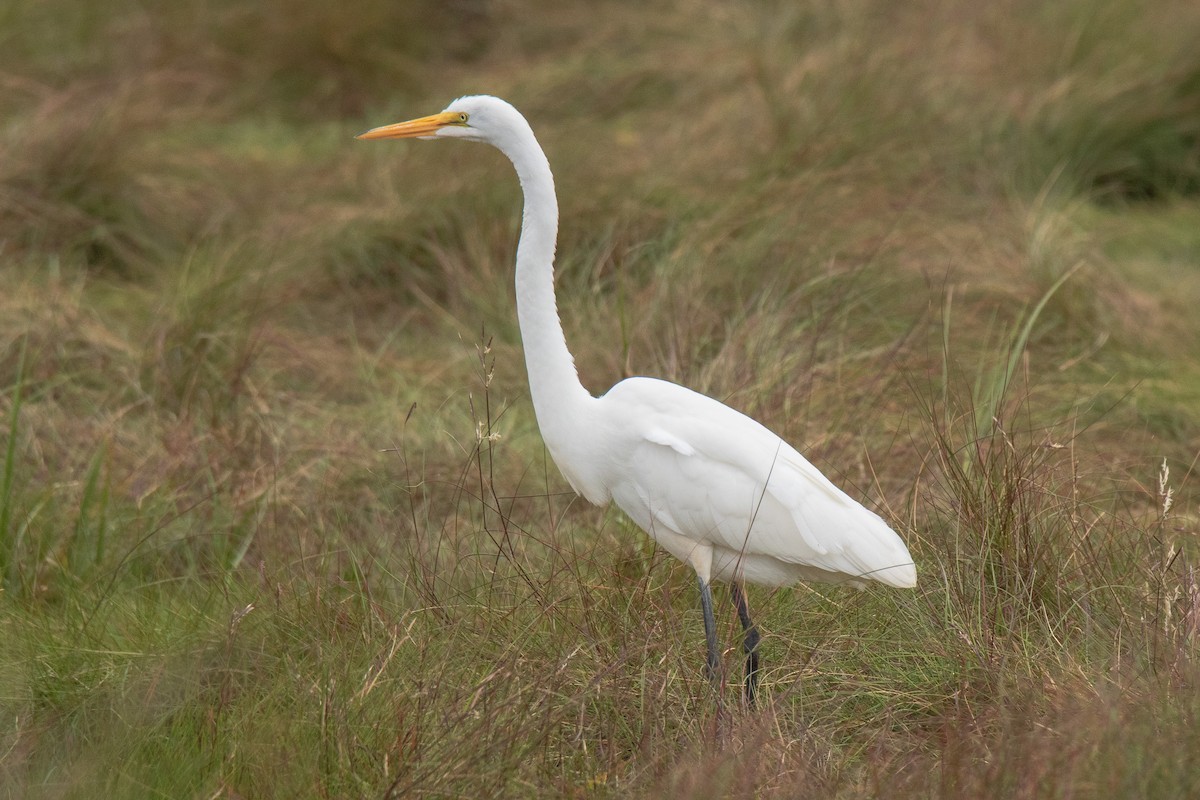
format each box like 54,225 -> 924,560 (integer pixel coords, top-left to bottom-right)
356,111 -> 466,140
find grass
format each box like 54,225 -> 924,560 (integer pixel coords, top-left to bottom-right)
2,0 -> 1199,796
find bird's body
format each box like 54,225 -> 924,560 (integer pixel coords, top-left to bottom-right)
554,375 -> 914,589
359,95 -> 915,704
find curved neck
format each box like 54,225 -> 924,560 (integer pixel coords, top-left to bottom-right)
498,127 -> 593,442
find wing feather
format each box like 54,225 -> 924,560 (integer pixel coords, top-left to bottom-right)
601,377 -> 915,587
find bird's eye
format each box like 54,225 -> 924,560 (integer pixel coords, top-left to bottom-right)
457,113 -> 469,124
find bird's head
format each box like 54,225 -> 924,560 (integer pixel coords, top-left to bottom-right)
356,95 -> 527,148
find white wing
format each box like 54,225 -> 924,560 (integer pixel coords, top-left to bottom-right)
597,377 -> 916,588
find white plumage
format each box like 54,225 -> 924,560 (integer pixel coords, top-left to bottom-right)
599,377 -> 916,588
359,95 -> 916,704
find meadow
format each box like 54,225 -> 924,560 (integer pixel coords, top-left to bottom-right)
2,0 -> 1199,796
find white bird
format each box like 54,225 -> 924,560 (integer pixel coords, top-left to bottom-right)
359,95 -> 916,705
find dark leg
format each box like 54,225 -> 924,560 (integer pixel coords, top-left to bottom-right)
697,576 -> 721,684
731,582 -> 761,707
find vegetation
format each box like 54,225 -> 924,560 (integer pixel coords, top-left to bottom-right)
2,0 -> 1199,796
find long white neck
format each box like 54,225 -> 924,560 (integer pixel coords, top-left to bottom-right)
495,123 -> 594,448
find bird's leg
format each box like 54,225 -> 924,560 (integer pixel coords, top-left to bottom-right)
697,576 -> 721,685
731,582 -> 761,708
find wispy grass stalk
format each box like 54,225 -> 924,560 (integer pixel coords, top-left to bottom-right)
0,338 -> 27,595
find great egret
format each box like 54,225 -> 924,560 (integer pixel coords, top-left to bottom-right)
359,95 -> 916,706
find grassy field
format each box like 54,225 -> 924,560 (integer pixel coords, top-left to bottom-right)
3,0 -> 1200,796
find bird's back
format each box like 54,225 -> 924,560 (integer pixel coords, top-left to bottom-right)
593,377 -> 916,588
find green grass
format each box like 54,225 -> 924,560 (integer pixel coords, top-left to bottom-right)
2,0 -> 1200,797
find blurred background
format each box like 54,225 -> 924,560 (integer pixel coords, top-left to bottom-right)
2,0 -> 1199,797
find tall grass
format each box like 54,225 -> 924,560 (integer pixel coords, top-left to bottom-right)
2,0 -> 1198,797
